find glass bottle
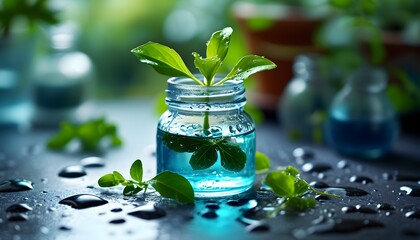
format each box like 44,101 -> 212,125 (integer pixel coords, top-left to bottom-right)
157,76 -> 256,197
325,66 -> 399,159
31,23 -> 94,127
278,54 -> 333,143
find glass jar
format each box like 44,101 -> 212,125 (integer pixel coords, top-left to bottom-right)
325,66 -> 399,159
31,23 -> 94,127
157,76 -> 256,197
278,54 -> 333,143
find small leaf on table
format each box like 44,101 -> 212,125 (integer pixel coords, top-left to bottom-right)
255,151 -> 270,174
130,159 -> 143,182
98,173 -> 117,187
150,171 -> 194,204
264,171 -> 295,197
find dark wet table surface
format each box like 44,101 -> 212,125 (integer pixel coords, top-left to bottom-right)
1,99 -> 420,240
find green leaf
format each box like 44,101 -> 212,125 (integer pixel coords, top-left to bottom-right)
113,171 -> 125,184
294,178 -> 310,196
130,160 -> 143,182
189,144 -> 218,170
192,52 -> 221,85
150,171 -> 194,203
216,55 -> 276,85
131,42 -> 202,85
162,133 -> 211,153
255,151 -> 270,174
285,197 -> 316,211
98,173 -> 117,187
206,27 -> 233,61
217,140 -> 247,172
46,122 -> 75,149
264,171 -> 295,197
285,166 -> 300,176
123,184 -> 143,196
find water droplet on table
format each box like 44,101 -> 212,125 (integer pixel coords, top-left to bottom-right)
302,163 -> 332,173
201,210 -> 218,219
309,181 -> 330,189
205,204 -> 220,210
0,179 -> 33,192
6,203 -> 33,213
349,176 -> 374,184
109,218 -> 126,224
337,160 -> 349,169
405,210 -> 420,219
376,203 -> 395,211
293,147 -> 315,160
302,218 -> 384,235
128,204 -> 166,220
111,208 -> 123,212
58,165 -> 87,178
226,198 -> 251,207
325,187 -> 368,197
7,213 -> 28,222
59,225 -> 72,231
59,194 -> 108,209
400,185 -> 420,197
80,157 -> 105,168
245,222 -> 270,232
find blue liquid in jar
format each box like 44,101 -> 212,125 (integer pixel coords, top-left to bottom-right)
326,115 -> 398,158
156,129 -> 255,197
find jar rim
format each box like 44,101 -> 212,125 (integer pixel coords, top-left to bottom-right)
167,76 -> 243,89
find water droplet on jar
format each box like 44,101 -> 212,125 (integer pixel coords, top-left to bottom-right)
6,203 -> 32,213
229,126 -> 237,134
128,204 -> 166,220
80,157 -> 105,168
58,165 -> 87,178
209,126 -> 223,137
0,179 -> 33,192
59,194 -> 108,209
349,176 -> 374,184
302,163 -> 332,173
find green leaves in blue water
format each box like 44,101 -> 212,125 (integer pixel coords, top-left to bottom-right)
47,117 -> 122,151
131,27 -> 276,86
162,133 -> 246,172
98,159 -> 194,204
263,165 -> 339,213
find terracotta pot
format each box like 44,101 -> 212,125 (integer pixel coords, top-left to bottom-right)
232,3 -> 325,116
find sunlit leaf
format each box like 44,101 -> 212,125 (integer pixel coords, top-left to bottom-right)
150,171 -> 194,203
206,26 -> 233,61
264,171 -> 295,197
130,160 -> 143,182
255,151 -> 270,174
131,42 -> 202,85
216,55 -> 276,85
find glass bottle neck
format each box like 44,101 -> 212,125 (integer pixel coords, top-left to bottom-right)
165,77 -> 247,112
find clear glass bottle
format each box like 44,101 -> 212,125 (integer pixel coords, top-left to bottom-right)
325,66 -> 399,159
157,76 -> 256,197
31,23 -> 94,127
278,54 -> 333,143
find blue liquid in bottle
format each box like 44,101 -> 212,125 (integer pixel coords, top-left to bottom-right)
325,66 -> 399,159
326,114 -> 399,158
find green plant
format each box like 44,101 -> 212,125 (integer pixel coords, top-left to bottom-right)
98,159 -> 194,204
131,27 -> 275,172
255,152 -> 339,213
47,117 -> 122,151
0,0 -> 59,38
